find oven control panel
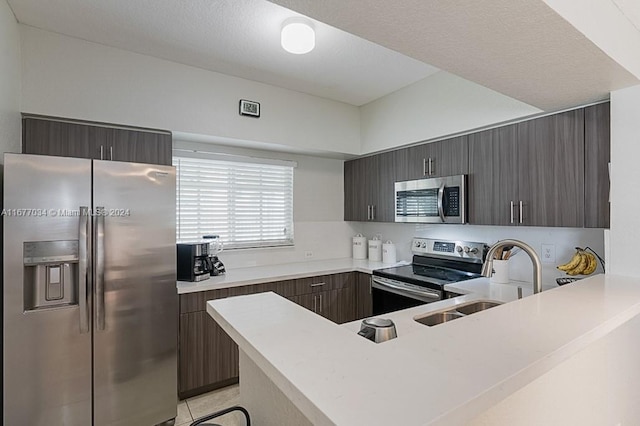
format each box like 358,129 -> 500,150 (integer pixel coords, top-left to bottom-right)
412,238 -> 486,262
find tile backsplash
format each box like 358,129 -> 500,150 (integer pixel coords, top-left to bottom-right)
217,221 -> 359,269
355,222 -> 605,286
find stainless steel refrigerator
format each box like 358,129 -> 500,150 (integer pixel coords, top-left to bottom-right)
3,153 -> 178,426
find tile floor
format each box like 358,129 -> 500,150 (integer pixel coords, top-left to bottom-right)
176,384 -> 246,426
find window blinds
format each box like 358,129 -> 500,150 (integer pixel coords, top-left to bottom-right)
174,154 -> 294,249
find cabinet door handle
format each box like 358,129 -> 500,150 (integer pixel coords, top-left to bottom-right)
100,145 -> 104,160
371,205 -> 375,221
519,200 -> 524,224
423,158 -> 427,176
367,205 -> 372,220
110,146 -> 113,161
510,201 -> 515,224
319,293 -> 323,314
310,282 -> 325,288
313,295 -> 317,313
428,157 -> 433,176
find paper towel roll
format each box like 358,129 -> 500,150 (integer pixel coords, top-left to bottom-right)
352,234 -> 367,259
368,237 -> 382,262
382,241 -> 397,264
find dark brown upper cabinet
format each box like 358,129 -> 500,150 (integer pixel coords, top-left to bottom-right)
584,102 -> 610,228
468,109 -> 586,227
468,124 -> 519,225
344,151 -> 395,222
395,136 -> 469,182
22,116 -> 172,166
344,137 -> 467,223
516,109 -> 585,227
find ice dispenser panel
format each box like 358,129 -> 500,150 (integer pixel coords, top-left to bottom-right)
23,240 -> 79,311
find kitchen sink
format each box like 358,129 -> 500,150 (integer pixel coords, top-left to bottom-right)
456,301 -> 502,315
414,300 -> 503,327
414,311 -> 465,327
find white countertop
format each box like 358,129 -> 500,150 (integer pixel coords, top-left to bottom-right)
208,274 -> 640,425
177,257 -> 407,294
444,276 -> 559,299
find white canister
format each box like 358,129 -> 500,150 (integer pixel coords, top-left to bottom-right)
352,234 -> 368,260
368,237 -> 383,262
490,259 -> 510,284
382,241 -> 397,264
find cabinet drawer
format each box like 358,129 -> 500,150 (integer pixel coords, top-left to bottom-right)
293,272 -> 352,295
179,280 -> 296,313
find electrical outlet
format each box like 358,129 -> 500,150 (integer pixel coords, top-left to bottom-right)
304,251 -> 313,259
541,244 -> 556,263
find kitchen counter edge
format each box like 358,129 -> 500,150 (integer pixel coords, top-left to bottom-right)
176,258 -> 407,294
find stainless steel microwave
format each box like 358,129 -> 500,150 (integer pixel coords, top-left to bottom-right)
395,175 -> 467,224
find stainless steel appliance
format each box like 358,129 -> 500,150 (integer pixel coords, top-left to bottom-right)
3,154 -> 177,426
395,175 -> 467,224
357,318 -> 397,343
371,238 -> 486,315
202,234 -> 225,276
177,242 -> 212,282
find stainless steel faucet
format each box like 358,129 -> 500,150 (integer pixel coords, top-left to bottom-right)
482,239 -> 543,294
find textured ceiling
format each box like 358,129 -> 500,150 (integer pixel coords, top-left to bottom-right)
6,0 -> 439,106
270,0 -> 640,111
613,0 -> 640,30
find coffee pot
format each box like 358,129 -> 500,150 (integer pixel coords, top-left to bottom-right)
202,235 -> 225,276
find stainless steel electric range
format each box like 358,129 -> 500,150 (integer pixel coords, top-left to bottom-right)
371,238 -> 488,315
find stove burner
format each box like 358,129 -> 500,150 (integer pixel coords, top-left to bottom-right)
411,265 -> 477,282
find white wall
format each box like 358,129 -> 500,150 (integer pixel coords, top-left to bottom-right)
543,0 -> 640,80
0,0 -> 21,163
470,312 -> 640,425
608,84 -> 640,276
357,222 -> 604,286
359,71 -> 541,154
174,141 -> 357,269
19,25 -> 361,156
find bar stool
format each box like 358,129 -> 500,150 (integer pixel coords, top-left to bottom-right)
189,405 -> 251,426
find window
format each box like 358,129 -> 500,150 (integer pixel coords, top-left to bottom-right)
174,151 -> 294,249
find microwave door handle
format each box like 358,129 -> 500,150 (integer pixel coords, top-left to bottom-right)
437,183 -> 446,222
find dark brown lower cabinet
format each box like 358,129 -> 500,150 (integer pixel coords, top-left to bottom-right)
178,272 -> 370,399
355,272 -> 373,319
178,311 -> 239,399
290,286 -> 358,324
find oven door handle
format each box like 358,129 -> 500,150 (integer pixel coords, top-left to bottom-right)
372,277 -> 440,300
437,183 -> 446,223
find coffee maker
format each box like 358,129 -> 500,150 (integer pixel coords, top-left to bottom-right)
177,242 -> 212,282
202,235 -> 225,276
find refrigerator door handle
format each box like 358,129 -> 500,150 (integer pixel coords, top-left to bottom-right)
95,207 -> 106,331
79,206 -> 90,334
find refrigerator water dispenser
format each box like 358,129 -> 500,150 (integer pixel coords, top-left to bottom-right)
23,240 -> 79,311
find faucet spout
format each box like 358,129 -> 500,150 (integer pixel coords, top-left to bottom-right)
482,239 -> 543,294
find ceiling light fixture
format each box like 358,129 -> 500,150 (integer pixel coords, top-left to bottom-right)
281,19 -> 315,54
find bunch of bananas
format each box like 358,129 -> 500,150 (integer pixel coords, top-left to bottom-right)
557,248 -> 598,276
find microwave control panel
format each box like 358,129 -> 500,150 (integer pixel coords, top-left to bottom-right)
444,187 -> 460,216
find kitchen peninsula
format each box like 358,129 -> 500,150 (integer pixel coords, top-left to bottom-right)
208,274 -> 640,425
